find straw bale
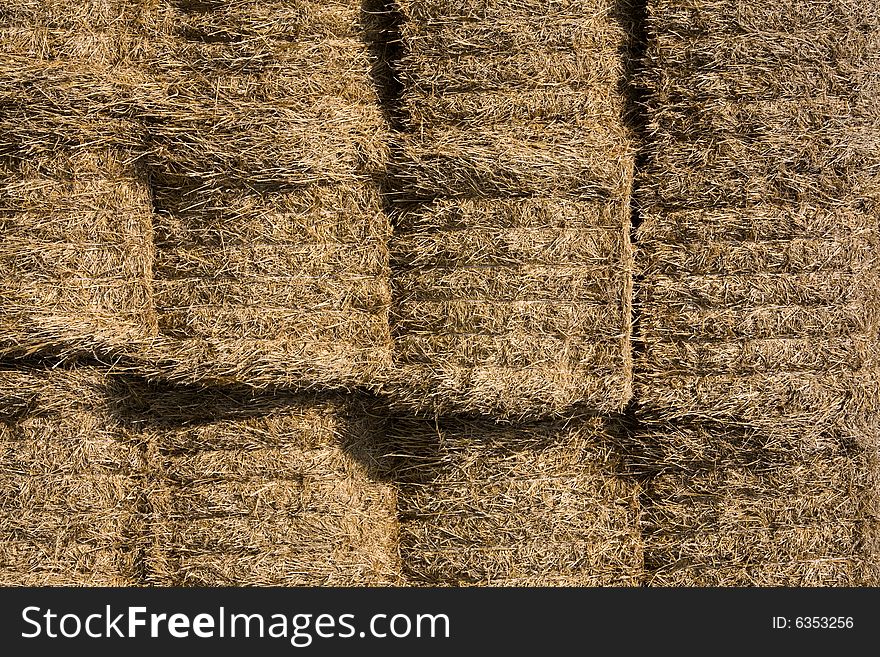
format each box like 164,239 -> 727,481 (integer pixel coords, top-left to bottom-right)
134,56 -> 388,188
633,422 -> 878,586
0,56 -> 146,154
136,0 -> 388,193
0,114 -> 156,358
0,0 -> 159,361
388,197 -> 631,418
120,385 -> 400,586
638,7 -> 880,207
385,0 -> 635,418
635,0 -> 880,428
134,184 -> 390,388
0,0 -> 149,64
0,368 -> 145,586
393,1 -> 631,201
383,416 -> 642,586
634,0 -> 880,586
126,0 -> 392,389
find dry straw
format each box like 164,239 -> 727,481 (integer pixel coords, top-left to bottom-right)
634,0 -> 880,584
117,383 -> 401,586
0,367 -> 401,586
0,1 -> 157,360
0,0 -> 149,64
1,1 -> 393,390
636,0 -> 880,428
381,416 -> 643,586
0,367 -> 145,586
0,143 -> 156,359
629,422 -> 878,586
129,0 -> 393,390
383,0 -> 636,419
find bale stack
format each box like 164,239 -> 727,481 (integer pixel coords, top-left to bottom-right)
0,368 -> 145,586
0,4 -> 157,359
132,0 -> 392,389
635,0 -> 880,584
384,417 -> 642,586
385,0 -> 636,418
120,385 -> 401,586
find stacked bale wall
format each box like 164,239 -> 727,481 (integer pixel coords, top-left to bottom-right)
3,0 -> 878,590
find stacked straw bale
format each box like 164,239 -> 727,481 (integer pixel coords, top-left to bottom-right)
0,3 -> 157,359
0,367 -> 145,586
131,0 -> 393,389
636,0 -> 880,427
0,0 -> 149,63
385,0 -> 636,418
632,422 -> 878,586
635,0 -> 880,585
119,384 -> 401,586
384,416 -> 642,585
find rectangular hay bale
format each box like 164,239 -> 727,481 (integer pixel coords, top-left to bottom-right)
635,423 -> 878,586
0,368 -> 145,586
636,0 -> 880,430
0,52 -> 157,359
386,0 -> 635,418
122,386 -> 401,586
0,0 -> 149,63
130,0 -> 393,389
634,0 -> 880,585
384,416 -> 643,586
